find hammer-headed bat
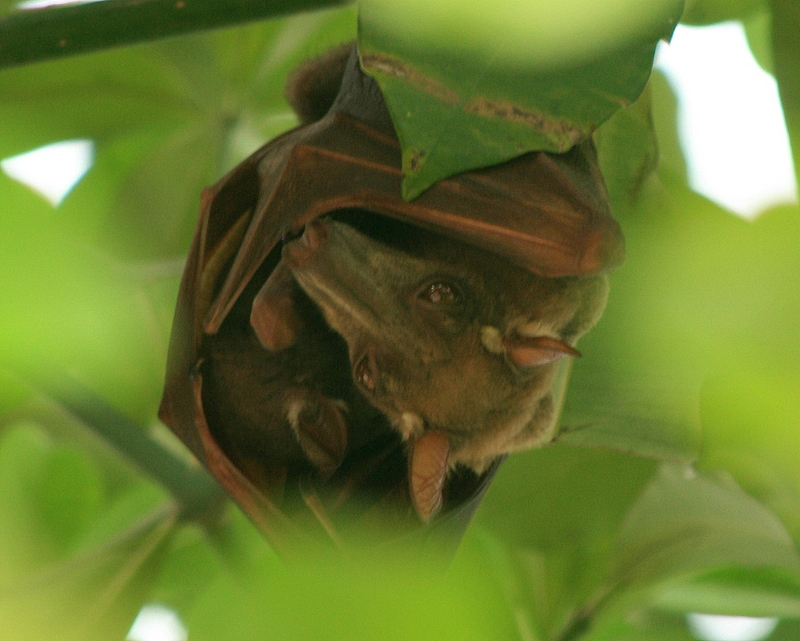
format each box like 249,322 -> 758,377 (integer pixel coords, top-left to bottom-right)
269,210 -> 608,520
159,44 -> 623,549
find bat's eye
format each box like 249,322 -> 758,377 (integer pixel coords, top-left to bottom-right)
355,356 -> 375,391
418,281 -> 459,305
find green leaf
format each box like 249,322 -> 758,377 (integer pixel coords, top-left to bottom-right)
594,83 -> 660,211
769,619 -> 800,640
609,465 -> 800,591
743,7 -> 775,74
682,0 -> 766,24
699,370 -> 800,540
771,0 -> 800,186
578,609 -> 697,641
649,69 -> 687,181
0,504 -> 178,641
652,566 -> 800,618
186,544 -> 517,641
473,444 -> 658,638
558,366 -> 701,464
149,524 -> 223,614
0,422 -> 56,581
31,445 -> 105,554
359,0 -> 682,198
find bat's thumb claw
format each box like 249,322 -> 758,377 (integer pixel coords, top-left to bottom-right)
408,431 -> 450,523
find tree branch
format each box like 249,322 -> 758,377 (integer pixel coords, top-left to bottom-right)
0,0 -> 353,70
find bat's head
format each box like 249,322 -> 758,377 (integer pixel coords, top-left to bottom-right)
283,211 -> 609,473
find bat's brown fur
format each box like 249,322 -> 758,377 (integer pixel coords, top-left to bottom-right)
284,210 -> 609,473
202,246 -> 389,501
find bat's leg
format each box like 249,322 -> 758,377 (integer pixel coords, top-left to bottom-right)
408,431 -> 451,523
250,259 -> 306,350
285,389 -> 348,479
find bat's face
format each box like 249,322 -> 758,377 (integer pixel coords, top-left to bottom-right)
283,213 -> 609,473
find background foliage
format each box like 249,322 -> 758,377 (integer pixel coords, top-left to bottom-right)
0,0 -> 799,640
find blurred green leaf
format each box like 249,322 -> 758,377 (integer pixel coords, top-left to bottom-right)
0,8 -> 357,422
149,523 -> 223,615
0,422 -> 58,581
770,0 -> 800,184
768,619 -> 800,640
682,0 -> 766,24
557,404 -> 700,464
31,444 -> 104,554
594,83 -> 659,211
652,566 -> 800,617
77,483 -> 171,551
474,444 -> 657,639
699,370 -> 800,540
578,609 -> 697,641
743,7 -> 774,74
0,504 -> 178,641
0,173 -> 166,420
359,0 -> 682,198
609,465 -> 800,591
649,70 -> 687,181
186,543 -> 516,641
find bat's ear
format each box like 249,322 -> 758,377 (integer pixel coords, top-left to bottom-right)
503,335 -> 581,368
284,42 -> 354,125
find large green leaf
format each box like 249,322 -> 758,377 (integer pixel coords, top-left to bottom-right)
473,444 -> 658,640
609,465 -> 800,597
359,0 -> 682,198
568,466 -> 800,640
